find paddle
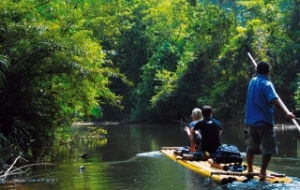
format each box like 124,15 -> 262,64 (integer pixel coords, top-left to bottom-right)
247,52 -> 300,132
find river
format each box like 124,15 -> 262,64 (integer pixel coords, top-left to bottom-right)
1,123 -> 300,190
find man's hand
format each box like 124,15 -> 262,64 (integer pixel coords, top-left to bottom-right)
272,99 -> 296,119
285,111 -> 296,119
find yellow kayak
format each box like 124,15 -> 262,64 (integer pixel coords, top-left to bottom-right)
161,147 -> 291,185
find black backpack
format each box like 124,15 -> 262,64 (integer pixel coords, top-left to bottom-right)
213,144 -> 243,164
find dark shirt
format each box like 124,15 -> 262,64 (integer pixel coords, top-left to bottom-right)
193,118 -> 222,153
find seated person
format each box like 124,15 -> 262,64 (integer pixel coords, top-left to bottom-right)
190,105 -> 222,154
184,108 -> 203,151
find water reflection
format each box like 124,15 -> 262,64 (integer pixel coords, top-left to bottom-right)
1,124 -> 300,190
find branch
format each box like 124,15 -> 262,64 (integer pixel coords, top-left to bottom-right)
34,0 -> 50,8
0,156 -> 54,179
4,156 -> 28,176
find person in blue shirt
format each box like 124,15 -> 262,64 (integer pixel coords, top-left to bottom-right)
244,61 -> 295,179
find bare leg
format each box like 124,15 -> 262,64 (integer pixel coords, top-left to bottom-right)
259,154 -> 275,179
190,142 -> 195,153
247,153 -> 254,173
189,134 -> 196,153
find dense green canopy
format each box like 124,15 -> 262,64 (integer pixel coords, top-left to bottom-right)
1,0 -> 300,157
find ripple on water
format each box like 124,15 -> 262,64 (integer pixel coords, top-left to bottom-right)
136,151 -> 162,157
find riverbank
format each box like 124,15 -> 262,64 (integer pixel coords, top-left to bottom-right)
73,121 -> 121,126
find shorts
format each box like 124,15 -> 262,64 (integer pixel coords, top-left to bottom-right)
246,123 -> 278,155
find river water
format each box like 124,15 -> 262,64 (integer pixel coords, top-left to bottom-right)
1,123 -> 300,190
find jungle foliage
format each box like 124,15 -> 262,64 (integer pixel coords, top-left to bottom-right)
1,0 -> 300,158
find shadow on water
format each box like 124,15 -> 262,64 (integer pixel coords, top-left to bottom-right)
1,124 -> 300,190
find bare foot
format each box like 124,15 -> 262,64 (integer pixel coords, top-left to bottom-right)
246,172 -> 255,179
259,173 -> 276,179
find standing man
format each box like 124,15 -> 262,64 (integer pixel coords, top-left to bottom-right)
244,61 -> 295,179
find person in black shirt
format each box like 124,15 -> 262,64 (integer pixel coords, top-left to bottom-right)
190,106 -> 222,153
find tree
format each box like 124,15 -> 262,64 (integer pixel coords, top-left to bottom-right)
0,0 -> 127,157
